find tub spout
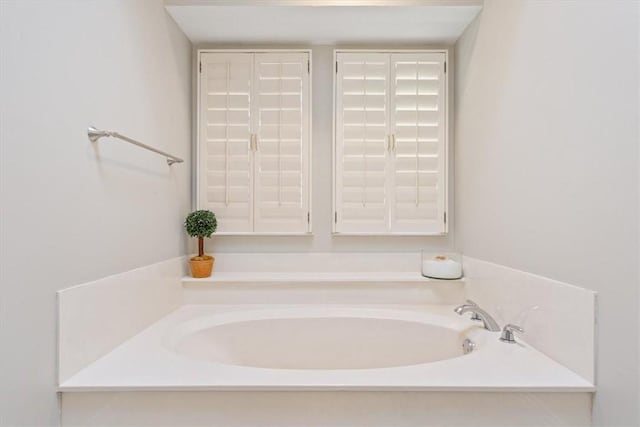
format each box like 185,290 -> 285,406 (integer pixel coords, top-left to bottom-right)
454,301 -> 501,332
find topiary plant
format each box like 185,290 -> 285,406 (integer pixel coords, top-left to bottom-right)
185,210 -> 217,258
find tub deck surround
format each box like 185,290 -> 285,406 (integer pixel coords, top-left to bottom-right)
58,256 -> 595,427
58,304 -> 594,393
57,252 -> 596,405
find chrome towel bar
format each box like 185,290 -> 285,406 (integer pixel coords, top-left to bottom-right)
87,126 -> 184,166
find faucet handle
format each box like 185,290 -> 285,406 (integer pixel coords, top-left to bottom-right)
500,324 -> 524,344
465,299 -> 479,306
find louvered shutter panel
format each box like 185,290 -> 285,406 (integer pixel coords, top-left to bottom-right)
199,53 -> 254,232
335,53 -> 390,233
389,53 -> 446,233
253,53 -> 310,233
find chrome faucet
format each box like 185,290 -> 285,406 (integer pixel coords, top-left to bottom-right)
454,300 -> 501,332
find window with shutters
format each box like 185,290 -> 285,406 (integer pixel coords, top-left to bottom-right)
334,50 -> 448,235
197,50 -> 311,234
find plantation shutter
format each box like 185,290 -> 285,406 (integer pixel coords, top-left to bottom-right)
334,51 -> 447,234
253,52 -> 310,233
335,53 -> 390,233
198,52 -> 254,232
389,53 -> 447,233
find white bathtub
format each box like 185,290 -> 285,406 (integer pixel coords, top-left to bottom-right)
59,304 -> 594,392
57,263 -> 596,426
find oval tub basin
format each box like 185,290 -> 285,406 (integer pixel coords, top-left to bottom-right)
173,316 -> 464,370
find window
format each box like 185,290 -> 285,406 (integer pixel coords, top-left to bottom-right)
197,51 -> 311,234
333,51 -> 448,235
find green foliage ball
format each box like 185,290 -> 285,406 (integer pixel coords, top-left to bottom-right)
185,210 -> 217,238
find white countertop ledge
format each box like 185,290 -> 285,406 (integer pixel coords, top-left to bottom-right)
59,305 -> 594,393
182,272 -> 465,284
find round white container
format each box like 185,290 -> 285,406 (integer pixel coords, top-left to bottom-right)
421,252 -> 463,280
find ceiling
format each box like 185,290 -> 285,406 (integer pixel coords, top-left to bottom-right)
164,1 -> 483,45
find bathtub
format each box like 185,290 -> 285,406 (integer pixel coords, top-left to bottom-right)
57,261 -> 596,426
59,304 -> 593,392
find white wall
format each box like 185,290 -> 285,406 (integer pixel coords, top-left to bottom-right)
0,1 -> 192,425
455,1 -> 639,426
200,45 -> 454,254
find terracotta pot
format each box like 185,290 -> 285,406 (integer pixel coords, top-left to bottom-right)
189,255 -> 215,278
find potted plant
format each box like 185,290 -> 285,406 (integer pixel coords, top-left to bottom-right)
185,209 -> 217,278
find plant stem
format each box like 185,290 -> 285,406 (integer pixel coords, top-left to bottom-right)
198,237 -> 204,257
